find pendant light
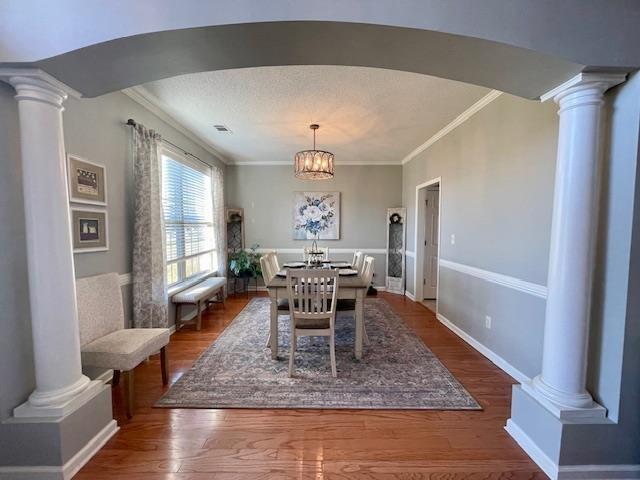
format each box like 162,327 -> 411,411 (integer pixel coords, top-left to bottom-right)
294,124 -> 335,180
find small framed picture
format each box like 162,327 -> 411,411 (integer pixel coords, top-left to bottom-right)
67,154 -> 107,206
71,208 -> 109,253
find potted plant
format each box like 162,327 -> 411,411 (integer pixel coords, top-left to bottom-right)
228,244 -> 262,293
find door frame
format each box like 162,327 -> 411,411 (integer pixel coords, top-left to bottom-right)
414,177 -> 442,310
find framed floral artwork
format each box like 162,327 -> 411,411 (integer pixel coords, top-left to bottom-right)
293,191 -> 340,240
67,154 -> 107,206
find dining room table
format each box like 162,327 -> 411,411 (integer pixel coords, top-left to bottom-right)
264,262 -> 369,360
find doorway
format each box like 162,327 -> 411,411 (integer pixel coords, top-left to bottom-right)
414,178 -> 441,314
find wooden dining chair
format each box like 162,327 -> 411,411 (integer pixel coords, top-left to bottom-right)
261,252 -> 289,347
352,251 -> 365,273
337,256 -> 375,345
286,268 -> 339,377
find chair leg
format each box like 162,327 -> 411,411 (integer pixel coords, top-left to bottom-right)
196,300 -> 202,330
288,331 -> 297,377
175,304 -> 182,331
329,332 -> 337,378
123,370 -> 134,419
363,322 -> 370,346
221,286 -> 226,309
112,370 -> 120,386
160,346 -> 169,385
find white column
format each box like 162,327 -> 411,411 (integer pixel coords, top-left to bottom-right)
526,73 -> 625,416
6,73 -> 95,416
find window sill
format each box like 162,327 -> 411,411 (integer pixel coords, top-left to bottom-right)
167,270 -> 219,297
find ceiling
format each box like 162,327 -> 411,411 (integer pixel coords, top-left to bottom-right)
137,65 -> 491,165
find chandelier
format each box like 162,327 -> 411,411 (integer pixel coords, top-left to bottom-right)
294,124 -> 335,180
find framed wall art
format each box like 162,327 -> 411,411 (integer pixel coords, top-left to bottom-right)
71,207 -> 109,253
67,154 -> 107,206
293,191 -> 340,240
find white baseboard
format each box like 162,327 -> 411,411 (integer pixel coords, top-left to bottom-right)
436,312 -> 530,384
404,290 -> 416,301
505,420 -> 640,480
0,420 -> 118,480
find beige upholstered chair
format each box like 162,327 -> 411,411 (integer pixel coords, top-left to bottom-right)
286,268 -> 339,377
352,251 -> 365,273
76,272 -> 170,418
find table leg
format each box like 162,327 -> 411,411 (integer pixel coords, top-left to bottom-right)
355,289 -> 365,360
268,289 -> 278,359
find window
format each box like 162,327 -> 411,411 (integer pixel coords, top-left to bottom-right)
161,150 -> 217,286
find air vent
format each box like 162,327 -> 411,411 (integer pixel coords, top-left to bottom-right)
213,125 -> 232,133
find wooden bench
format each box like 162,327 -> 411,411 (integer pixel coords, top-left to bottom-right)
171,276 -> 226,330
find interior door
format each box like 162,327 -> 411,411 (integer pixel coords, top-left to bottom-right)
423,187 -> 439,299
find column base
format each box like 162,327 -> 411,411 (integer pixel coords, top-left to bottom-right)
13,379 -> 103,418
522,377 -> 606,421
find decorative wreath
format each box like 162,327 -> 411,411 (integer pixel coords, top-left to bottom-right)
389,213 -> 402,224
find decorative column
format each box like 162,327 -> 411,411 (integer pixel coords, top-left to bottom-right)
524,73 -> 625,417
5,71 -> 97,417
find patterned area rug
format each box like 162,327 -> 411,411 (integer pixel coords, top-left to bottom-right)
156,297 -> 480,410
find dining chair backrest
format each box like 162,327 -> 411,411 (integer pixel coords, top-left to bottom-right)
260,252 -> 278,283
352,251 -> 365,274
286,268 -> 339,317
362,256 -> 375,286
303,246 -> 329,261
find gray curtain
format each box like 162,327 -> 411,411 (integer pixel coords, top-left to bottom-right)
211,165 -> 226,279
132,123 -> 168,328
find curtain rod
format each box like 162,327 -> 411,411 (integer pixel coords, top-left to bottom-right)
125,118 -> 212,169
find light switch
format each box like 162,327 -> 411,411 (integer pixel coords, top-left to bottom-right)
485,315 -> 492,329
450,234 -> 456,245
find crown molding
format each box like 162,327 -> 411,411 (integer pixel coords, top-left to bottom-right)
121,86 -> 229,165
401,90 -> 503,165
0,67 -> 82,99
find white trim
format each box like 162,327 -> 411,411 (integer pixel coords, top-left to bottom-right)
118,272 -> 132,286
540,72 -> 627,102
505,419 -> 640,480
401,90 -> 503,165
121,86 -> 228,165
404,290 -> 416,301
413,177 -> 442,303
437,312 -> 530,384
94,369 -> 114,384
255,285 -> 386,292
439,259 -> 548,299
405,250 -> 415,258
253,247 -> 387,255
232,160 -> 400,166
505,418 -> 559,479
0,420 -> 118,480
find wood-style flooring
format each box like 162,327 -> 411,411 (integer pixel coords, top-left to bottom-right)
76,292 -> 545,479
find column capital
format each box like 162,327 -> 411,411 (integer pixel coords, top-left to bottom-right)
541,72 -> 626,104
0,67 -> 81,108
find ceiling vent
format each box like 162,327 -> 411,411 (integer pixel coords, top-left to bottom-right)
213,124 -> 232,133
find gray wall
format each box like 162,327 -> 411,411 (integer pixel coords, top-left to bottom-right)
226,164 -> 403,287
402,93 -> 558,378
63,91 -> 225,327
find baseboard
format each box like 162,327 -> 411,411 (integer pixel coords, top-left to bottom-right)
404,290 -> 416,301
436,312 -> 530,384
0,419 -> 118,480
505,419 -> 559,479
95,369 -> 114,384
505,420 -> 640,480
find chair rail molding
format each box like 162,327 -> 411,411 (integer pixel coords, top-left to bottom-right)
439,259 -> 548,299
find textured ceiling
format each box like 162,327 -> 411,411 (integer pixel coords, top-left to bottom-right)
138,66 -> 491,165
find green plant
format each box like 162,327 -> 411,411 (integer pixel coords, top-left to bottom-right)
228,244 -> 262,278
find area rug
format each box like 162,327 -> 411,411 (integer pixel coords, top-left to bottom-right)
156,297 -> 480,410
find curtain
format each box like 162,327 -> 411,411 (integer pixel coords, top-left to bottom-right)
132,123 -> 168,328
211,165 -> 227,280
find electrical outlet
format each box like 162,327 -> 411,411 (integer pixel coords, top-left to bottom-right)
450,234 -> 456,245
485,315 -> 492,329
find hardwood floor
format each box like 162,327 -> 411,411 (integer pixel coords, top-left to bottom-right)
76,292 -> 545,479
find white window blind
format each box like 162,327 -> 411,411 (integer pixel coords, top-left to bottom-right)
161,151 -> 217,286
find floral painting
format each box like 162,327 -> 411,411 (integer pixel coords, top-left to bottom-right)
293,192 -> 340,240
